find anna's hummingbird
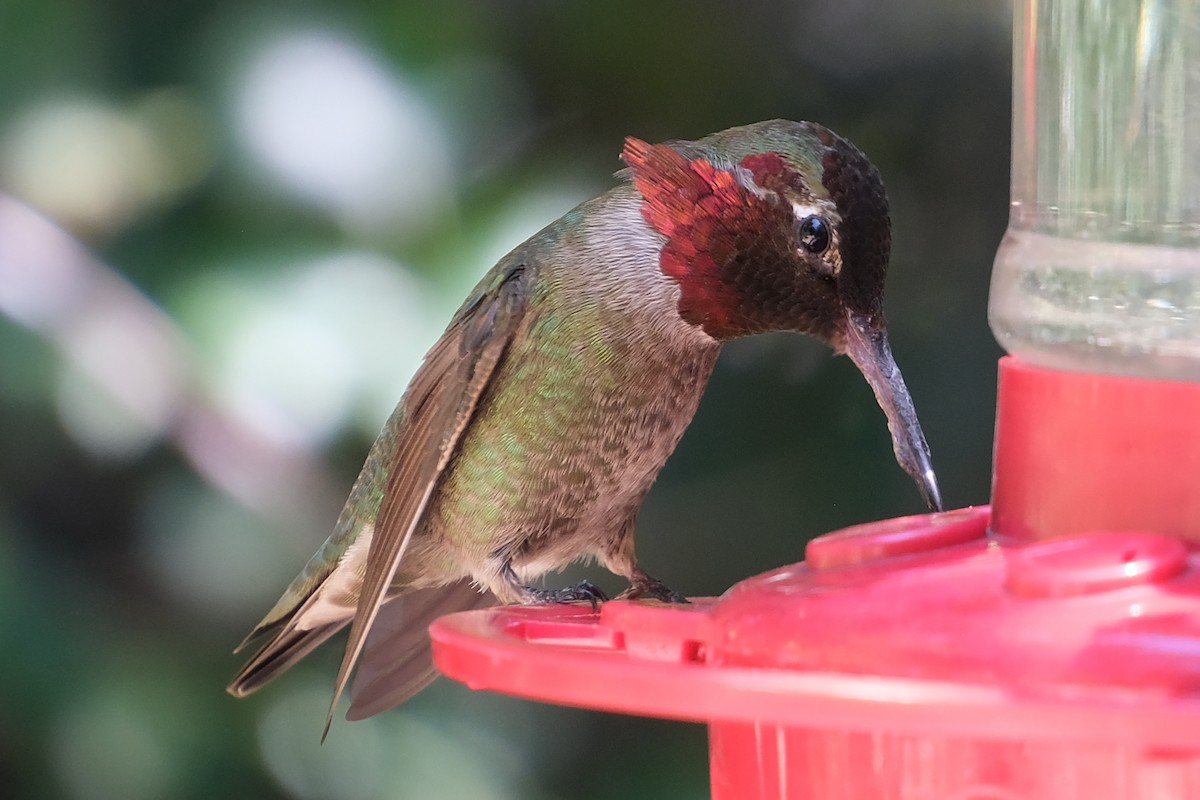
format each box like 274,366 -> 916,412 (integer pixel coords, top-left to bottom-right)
227,119 -> 941,731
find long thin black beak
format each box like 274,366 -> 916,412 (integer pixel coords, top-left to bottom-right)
841,314 -> 942,512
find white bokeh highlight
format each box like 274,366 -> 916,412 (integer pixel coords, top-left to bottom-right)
0,93 -> 214,235
235,31 -> 454,236
188,251 -> 434,450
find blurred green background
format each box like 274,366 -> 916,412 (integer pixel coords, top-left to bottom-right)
0,1 -> 1009,797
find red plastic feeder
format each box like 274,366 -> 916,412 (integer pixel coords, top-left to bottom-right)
434,458 -> 1200,798
432,358 -> 1200,798
432,360 -> 1200,798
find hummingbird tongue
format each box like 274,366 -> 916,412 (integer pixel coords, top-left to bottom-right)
841,315 -> 943,512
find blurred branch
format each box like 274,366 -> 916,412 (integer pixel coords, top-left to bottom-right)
0,193 -> 342,530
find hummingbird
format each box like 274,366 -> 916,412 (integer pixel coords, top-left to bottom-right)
227,119 -> 942,733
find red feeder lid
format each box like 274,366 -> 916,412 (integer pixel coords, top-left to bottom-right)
431,505 -> 1200,747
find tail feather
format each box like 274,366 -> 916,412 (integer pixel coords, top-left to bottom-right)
347,580 -> 495,720
233,617 -> 285,655
228,579 -> 494,717
227,620 -> 345,698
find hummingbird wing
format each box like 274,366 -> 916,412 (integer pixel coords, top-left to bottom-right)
322,263 -> 531,735
226,262 -> 530,727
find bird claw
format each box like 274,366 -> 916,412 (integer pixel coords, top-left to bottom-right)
617,576 -> 689,604
521,579 -> 608,610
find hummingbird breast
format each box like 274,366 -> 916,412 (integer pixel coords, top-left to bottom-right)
409,188 -> 722,598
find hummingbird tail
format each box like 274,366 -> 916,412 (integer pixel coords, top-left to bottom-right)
226,620 -> 345,698
345,580 -> 496,720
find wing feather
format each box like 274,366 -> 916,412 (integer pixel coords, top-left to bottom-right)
321,265 -> 529,737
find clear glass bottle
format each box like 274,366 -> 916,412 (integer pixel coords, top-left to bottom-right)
989,0 -> 1200,380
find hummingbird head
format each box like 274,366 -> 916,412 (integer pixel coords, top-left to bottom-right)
622,119 -> 941,511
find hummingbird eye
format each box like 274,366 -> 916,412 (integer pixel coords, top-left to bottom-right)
797,215 -> 831,255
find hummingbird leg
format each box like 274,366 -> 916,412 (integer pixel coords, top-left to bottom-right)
614,567 -> 689,604
499,563 -> 608,610
601,532 -> 689,603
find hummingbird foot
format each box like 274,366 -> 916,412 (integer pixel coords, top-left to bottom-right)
520,580 -> 609,610
500,565 -> 609,609
616,570 -> 689,604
